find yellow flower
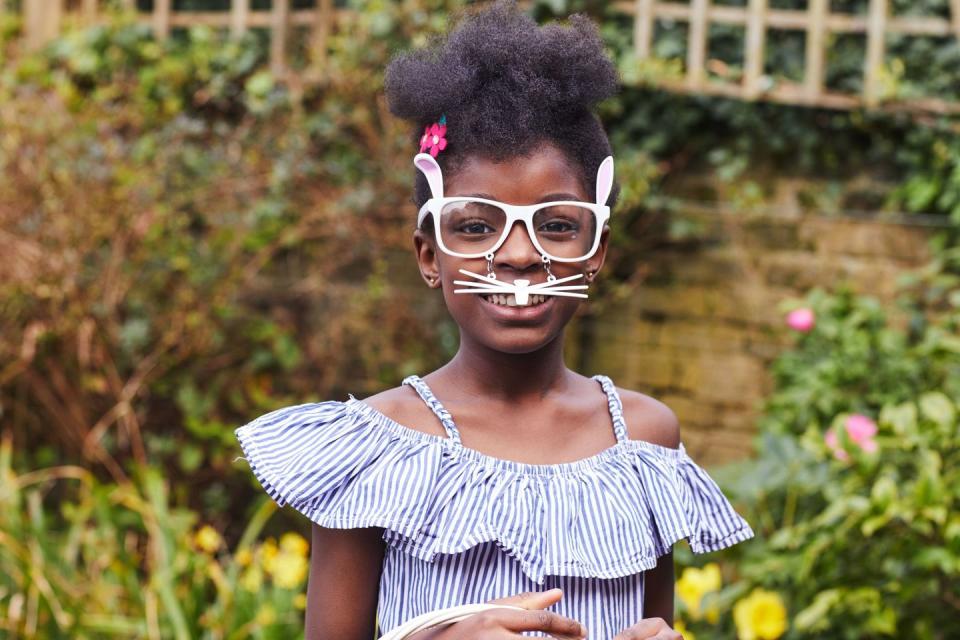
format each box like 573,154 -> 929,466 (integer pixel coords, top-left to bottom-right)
271,550 -> 309,589
699,563 -> 722,591
733,588 -> 788,640
235,548 -> 253,567
255,603 -> 276,626
705,601 -> 720,625
280,532 -> 310,557
240,565 -> 263,592
260,538 -> 279,573
674,620 -> 696,640
193,525 -> 222,554
676,563 -> 722,619
294,593 -> 308,610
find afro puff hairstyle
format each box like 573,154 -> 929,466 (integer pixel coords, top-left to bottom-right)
384,1 -> 620,216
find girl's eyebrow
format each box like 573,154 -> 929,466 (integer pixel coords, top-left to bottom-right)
453,192 -> 497,200
451,192 -> 586,202
538,192 -> 584,202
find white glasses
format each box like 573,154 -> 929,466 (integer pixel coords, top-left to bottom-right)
419,197 -> 609,262
414,153 -> 614,263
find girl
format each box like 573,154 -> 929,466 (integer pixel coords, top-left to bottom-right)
235,3 -> 753,638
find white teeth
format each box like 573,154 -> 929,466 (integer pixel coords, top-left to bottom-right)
483,293 -> 548,307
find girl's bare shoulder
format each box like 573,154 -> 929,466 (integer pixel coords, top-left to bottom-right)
360,384 -> 448,438
615,386 -> 681,449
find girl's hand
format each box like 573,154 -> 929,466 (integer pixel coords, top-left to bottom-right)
613,617 -> 683,640
407,588 -> 587,639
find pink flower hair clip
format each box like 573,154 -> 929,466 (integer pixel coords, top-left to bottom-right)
419,115 -> 448,157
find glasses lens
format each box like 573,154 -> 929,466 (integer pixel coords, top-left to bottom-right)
438,200 -> 601,259
533,204 -> 598,260
439,200 -> 507,255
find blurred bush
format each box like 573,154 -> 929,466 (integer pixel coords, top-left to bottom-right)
0,6 -> 459,513
0,5 -> 473,634
0,432 -> 313,638
673,270 -> 960,637
1,4 -> 533,633
549,0 -> 960,220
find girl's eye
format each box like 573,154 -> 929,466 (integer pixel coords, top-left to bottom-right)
538,219 -> 579,234
457,220 -> 496,234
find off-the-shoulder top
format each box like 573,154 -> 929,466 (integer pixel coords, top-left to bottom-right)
235,374 -> 754,639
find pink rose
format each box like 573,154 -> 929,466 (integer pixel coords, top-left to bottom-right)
845,413 -> 878,453
824,429 -> 849,461
786,308 -> 815,332
825,413 -> 878,460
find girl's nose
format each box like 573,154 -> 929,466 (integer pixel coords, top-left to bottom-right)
494,221 -> 541,273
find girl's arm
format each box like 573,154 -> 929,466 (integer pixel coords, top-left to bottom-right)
612,551 -> 679,639
642,549 -> 675,625
304,524 -> 386,640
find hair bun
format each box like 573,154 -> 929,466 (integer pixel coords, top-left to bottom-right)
387,1 -> 620,211
385,2 -> 618,123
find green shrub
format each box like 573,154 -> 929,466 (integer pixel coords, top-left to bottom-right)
0,9 -> 453,518
0,433 -> 314,638
551,0 -> 960,218
675,284 -> 960,639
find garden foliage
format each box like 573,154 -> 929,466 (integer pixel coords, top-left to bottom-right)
585,0 -> 960,219
0,431 -> 311,637
1,5 -> 459,635
674,281 -> 960,639
0,4 -> 453,514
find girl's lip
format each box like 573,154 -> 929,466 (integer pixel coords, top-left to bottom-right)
477,293 -> 556,322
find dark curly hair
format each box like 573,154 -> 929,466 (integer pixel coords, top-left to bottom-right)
384,1 -> 620,216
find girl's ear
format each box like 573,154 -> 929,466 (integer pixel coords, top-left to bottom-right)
414,153 -> 444,199
584,225 -> 610,283
413,227 -> 441,288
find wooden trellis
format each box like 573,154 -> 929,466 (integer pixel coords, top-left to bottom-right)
17,0 -> 339,77
617,0 -> 960,114
12,0 -> 960,113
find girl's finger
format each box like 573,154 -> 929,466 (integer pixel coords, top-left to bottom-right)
489,588 -> 564,610
497,608 -> 588,639
613,618 -> 682,640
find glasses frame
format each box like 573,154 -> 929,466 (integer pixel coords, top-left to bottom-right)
417,197 -> 610,263
413,152 -> 614,264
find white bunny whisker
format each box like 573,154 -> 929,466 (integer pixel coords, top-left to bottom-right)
453,269 -> 590,304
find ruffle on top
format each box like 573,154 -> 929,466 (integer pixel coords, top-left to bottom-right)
235,392 -> 754,585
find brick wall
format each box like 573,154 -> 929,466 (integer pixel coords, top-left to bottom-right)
580,203 -> 945,466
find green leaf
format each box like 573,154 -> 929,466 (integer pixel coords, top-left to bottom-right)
861,513 -> 892,537
914,547 -> 957,573
865,607 -> 897,635
919,392 -> 956,429
880,401 -> 917,435
795,588 -> 842,631
244,70 -> 274,99
870,475 -> 898,509
178,445 -> 203,473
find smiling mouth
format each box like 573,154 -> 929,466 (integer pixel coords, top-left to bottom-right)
481,293 -> 549,307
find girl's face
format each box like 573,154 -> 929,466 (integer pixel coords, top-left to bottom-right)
413,143 -> 610,355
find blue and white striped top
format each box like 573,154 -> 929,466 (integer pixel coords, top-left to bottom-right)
235,374 -> 754,639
